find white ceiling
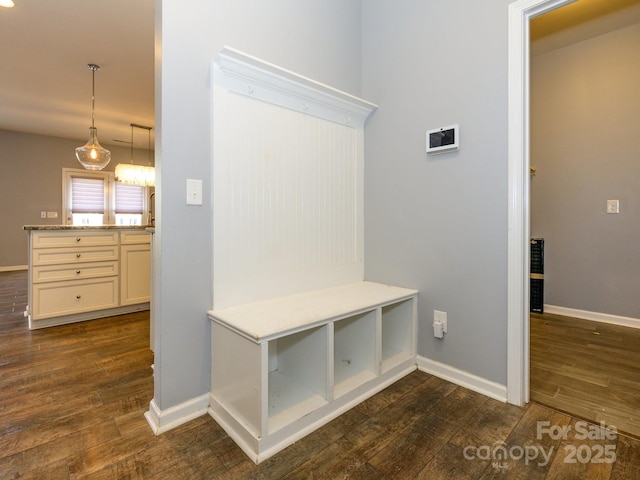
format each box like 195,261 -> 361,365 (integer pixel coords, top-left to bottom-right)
531,0 -> 640,55
0,0 -> 154,148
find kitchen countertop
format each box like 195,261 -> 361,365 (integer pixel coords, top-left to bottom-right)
24,225 -> 153,231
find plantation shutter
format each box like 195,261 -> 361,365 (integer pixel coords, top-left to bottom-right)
71,177 -> 105,214
115,182 -> 144,214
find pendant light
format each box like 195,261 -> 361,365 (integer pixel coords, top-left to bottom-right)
114,124 -> 155,187
75,64 -> 111,170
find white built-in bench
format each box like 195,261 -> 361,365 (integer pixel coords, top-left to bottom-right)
207,281 -> 418,463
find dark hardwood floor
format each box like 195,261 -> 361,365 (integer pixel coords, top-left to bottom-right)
531,312 -> 640,439
2,270 -> 640,479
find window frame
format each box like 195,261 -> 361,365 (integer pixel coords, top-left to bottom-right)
62,168 -> 150,226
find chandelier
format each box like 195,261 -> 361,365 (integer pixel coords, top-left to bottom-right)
115,124 -> 155,187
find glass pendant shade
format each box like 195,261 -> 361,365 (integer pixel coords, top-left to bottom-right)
76,127 -> 111,170
76,64 -> 111,170
115,163 -> 155,187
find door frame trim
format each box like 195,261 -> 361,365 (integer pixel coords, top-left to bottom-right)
506,0 -> 577,405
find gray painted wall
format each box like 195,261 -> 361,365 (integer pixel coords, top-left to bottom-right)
3,0 -> 524,413
531,23 -> 640,319
361,0 -> 512,385
0,130 -> 135,268
155,0 -> 362,410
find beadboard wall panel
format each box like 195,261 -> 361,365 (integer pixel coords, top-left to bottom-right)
212,49 -> 375,309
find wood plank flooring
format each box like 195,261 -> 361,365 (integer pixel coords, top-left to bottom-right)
530,312 -> 640,439
2,270 -> 640,479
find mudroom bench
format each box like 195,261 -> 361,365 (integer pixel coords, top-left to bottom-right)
207,281 -> 418,463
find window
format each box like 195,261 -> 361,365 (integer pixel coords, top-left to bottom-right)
115,182 -> 145,226
70,175 -> 106,225
62,168 -> 149,226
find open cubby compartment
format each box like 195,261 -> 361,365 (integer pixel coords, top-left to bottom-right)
267,325 -> 329,433
333,310 -> 377,398
381,297 -> 416,372
210,321 -> 265,438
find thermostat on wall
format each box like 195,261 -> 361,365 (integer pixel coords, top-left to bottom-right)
426,124 -> 459,155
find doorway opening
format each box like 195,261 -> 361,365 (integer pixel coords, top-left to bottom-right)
509,0 -> 640,434
507,0 -> 576,406
527,0 -> 640,436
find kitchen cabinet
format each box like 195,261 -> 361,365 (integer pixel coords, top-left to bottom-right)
120,231 -> 151,306
24,227 -> 151,329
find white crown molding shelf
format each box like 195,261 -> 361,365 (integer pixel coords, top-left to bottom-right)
214,46 -> 377,128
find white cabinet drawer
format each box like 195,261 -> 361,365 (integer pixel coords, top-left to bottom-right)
120,231 -> 151,245
32,277 -> 119,320
32,246 -> 119,266
32,261 -> 118,283
31,231 -> 119,248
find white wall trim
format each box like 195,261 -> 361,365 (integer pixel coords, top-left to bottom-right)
544,305 -> 640,330
214,46 -> 377,128
417,356 -> 507,403
0,265 -> 27,272
144,394 -> 209,435
507,0 -> 578,407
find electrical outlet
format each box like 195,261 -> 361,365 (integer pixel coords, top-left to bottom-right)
40,211 -> 46,219
434,310 -> 447,334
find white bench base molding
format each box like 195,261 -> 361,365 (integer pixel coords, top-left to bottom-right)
209,361 -> 416,464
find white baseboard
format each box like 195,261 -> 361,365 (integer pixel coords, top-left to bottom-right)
544,305 -> 640,330
416,355 -> 507,403
28,303 -> 149,330
144,358 -> 507,440
145,394 -> 209,435
0,265 -> 27,272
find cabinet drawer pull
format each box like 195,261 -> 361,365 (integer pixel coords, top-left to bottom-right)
76,253 -> 81,258
76,237 -> 81,242
76,270 -> 81,274
76,295 -> 81,299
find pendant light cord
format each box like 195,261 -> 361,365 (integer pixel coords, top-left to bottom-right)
91,67 -> 95,128
130,124 -> 134,164
129,123 -> 153,166
88,64 -> 100,129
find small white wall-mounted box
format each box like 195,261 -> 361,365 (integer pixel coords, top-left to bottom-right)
186,179 -> 203,205
426,124 -> 459,155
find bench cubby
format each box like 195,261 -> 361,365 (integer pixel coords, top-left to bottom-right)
208,281 -> 418,463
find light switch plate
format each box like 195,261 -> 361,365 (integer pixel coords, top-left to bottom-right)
606,199 -> 619,214
186,179 -> 203,205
